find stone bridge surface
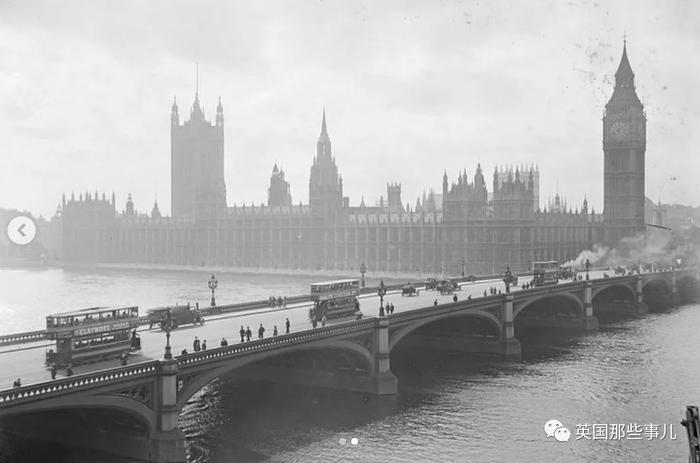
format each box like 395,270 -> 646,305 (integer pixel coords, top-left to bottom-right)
0,269 -> 694,461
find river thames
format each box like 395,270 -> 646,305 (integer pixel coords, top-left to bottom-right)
0,266 -> 696,462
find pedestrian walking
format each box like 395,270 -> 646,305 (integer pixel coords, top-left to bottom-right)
434,299 -> 438,306
273,326 -> 278,336
240,326 -> 246,343
258,324 -> 265,339
66,365 -> 73,377
285,318 -> 290,334
50,364 -> 57,380
193,336 -> 200,352
202,340 -> 207,351
321,314 -> 327,327
312,318 -> 318,328
245,326 -> 252,342
221,337 -> 228,347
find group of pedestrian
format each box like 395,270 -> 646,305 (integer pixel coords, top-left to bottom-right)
268,296 -> 287,308
191,336 -> 207,352
236,318 -> 291,343
12,378 -> 21,388
485,286 -> 502,295
385,303 -> 396,314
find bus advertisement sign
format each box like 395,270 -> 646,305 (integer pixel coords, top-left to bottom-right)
74,321 -> 131,337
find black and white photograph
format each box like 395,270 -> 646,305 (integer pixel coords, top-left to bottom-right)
0,1 -> 699,462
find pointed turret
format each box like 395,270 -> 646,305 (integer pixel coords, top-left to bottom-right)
152,200 -> 162,219
321,107 -> 327,135
171,96 -> 179,126
615,40 -> 635,89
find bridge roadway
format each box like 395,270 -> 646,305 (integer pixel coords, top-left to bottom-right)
0,271 -> 613,390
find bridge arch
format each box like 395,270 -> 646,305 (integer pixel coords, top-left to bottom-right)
389,311 -> 502,353
0,394 -> 155,433
513,292 -> 584,321
591,283 -> 636,302
176,340 -> 375,409
642,276 -> 672,293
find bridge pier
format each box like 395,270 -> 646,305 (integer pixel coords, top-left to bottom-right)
151,359 -> 186,463
371,317 -> 399,394
635,276 -> 649,315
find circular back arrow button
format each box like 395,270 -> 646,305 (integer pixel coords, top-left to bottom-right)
6,215 -> 37,246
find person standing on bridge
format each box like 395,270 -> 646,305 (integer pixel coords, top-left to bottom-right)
202,340 -> 207,351
285,318 -> 290,334
193,336 -> 201,352
273,325 -> 278,336
240,326 -> 246,343
221,337 -> 228,347
258,324 -> 265,339
246,326 -> 252,342
50,364 -> 57,380
434,299 -> 438,306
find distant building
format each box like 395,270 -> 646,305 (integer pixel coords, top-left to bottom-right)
56,42 -> 648,274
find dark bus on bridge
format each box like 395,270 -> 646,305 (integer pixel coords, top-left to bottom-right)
44,306 -> 141,368
532,261 -> 559,286
310,279 -> 361,322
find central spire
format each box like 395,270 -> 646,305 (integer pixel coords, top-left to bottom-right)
321,107 -> 327,135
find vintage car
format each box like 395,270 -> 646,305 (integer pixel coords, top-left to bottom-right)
464,274 -> 477,282
426,278 -> 438,290
401,284 -> 418,296
146,304 -> 205,330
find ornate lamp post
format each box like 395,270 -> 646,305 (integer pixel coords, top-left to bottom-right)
377,280 -> 387,317
208,274 -> 218,307
360,263 -> 367,288
503,266 -> 513,293
164,310 -> 173,360
585,259 -> 591,281
461,256 -> 466,278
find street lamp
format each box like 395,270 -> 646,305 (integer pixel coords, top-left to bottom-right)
360,263 -> 367,288
503,266 -> 513,293
377,280 -> 387,317
164,310 -> 173,360
461,256 -> 466,278
585,259 -> 591,281
208,274 -> 218,307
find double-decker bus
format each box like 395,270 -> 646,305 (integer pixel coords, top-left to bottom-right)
310,279 -> 361,321
45,306 -> 141,368
532,261 -> 559,286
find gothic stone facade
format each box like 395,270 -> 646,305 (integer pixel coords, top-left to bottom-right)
60,44 -> 646,275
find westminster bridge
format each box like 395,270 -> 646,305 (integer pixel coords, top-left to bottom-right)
0,269 -> 696,462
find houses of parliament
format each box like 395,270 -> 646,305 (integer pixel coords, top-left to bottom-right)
55,43 -> 652,275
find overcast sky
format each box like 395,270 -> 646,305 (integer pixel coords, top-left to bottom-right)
1,0 -> 698,218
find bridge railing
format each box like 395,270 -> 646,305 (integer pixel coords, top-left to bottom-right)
0,329 -> 47,347
177,317 -> 378,369
0,361 -> 160,409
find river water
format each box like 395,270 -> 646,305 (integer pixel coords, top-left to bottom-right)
0,266 -> 697,462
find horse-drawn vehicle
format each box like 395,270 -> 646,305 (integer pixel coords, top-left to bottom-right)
437,280 -> 458,295
401,283 -> 418,296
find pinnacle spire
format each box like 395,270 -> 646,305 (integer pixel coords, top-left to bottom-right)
615,40 -> 635,88
321,107 -> 327,135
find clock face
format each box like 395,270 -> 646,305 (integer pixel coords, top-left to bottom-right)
610,122 -> 628,141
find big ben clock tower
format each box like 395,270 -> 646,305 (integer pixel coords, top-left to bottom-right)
603,41 -> 646,245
